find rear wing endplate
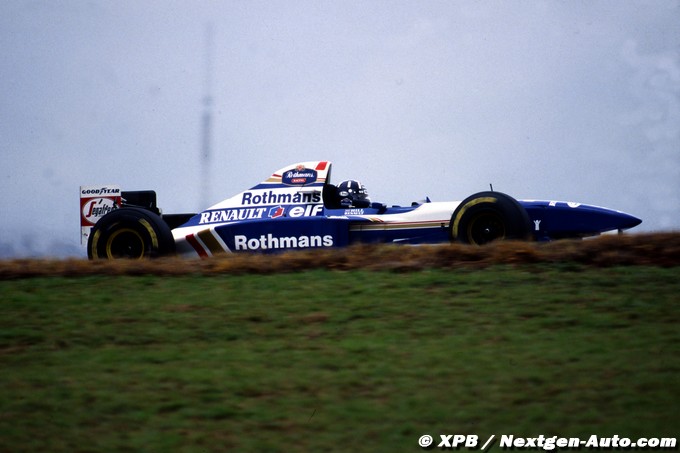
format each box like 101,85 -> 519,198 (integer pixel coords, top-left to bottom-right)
79,185 -> 122,244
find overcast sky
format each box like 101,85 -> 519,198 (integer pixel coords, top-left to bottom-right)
1,0 -> 678,257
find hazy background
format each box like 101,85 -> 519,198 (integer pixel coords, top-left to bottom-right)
1,0 -> 678,258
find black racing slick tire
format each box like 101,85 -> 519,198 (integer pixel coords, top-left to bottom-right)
450,191 -> 532,245
87,207 -> 175,259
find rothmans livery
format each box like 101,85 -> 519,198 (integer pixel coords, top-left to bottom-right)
80,160 -> 642,259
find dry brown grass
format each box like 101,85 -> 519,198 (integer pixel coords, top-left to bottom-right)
1,232 -> 679,279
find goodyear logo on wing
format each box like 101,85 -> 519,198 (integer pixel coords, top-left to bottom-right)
282,166 -> 317,185
80,186 -> 121,196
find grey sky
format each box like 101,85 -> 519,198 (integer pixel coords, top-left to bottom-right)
1,0 -> 678,257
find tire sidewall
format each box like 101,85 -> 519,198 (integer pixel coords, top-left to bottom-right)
88,207 -> 175,259
450,192 -> 531,244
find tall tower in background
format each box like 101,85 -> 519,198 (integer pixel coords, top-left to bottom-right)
200,23 -> 214,209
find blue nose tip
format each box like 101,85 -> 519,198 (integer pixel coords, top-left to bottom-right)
618,212 -> 642,230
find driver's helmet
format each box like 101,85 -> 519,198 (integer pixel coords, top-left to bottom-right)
337,180 -> 370,208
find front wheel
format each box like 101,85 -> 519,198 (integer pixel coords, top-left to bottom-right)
450,191 -> 531,245
88,207 -> 175,259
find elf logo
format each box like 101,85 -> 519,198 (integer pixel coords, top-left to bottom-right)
268,204 -> 323,218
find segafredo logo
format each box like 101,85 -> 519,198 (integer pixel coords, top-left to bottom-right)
282,165 -> 317,185
81,198 -> 119,225
234,233 -> 334,251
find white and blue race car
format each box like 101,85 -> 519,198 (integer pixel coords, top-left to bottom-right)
80,160 -> 642,259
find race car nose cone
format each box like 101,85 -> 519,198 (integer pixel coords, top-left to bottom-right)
617,211 -> 642,230
592,207 -> 642,232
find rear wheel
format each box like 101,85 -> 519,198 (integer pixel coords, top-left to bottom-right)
88,207 -> 175,259
450,191 -> 531,245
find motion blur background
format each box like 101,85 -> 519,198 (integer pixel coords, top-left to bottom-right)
1,0 -> 678,258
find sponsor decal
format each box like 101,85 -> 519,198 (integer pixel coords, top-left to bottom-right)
80,185 -> 122,228
549,201 -> 582,208
234,233 -> 334,251
241,190 -> 321,205
80,186 -> 121,196
269,205 -> 285,218
344,208 -> 365,215
282,166 -> 318,185
287,204 -> 324,217
81,198 -> 119,225
199,207 -> 267,224
80,185 -> 122,244
199,204 -> 324,224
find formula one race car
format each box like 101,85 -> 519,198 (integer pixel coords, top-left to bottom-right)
80,161 -> 641,259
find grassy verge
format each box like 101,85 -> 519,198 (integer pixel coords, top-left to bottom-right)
1,266 -> 678,452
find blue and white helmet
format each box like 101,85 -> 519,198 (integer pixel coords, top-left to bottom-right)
337,180 -> 370,208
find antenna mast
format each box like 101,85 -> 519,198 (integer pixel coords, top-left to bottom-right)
200,23 -> 214,208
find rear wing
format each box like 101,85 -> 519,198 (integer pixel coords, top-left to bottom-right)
80,186 -> 169,244
80,185 -> 122,244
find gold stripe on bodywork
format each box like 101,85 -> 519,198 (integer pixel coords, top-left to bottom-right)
350,221 -> 447,232
198,229 -> 225,255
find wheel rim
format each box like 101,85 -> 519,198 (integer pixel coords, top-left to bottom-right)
467,212 -> 506,245
105,228 -> 145,259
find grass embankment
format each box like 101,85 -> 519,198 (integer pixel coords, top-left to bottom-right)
1,232 -> 679,278
1,255 -> 679,451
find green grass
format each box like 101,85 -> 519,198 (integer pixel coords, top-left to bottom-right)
1,266 -> 678,452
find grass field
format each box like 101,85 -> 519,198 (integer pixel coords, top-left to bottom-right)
1,259 -> 678,452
